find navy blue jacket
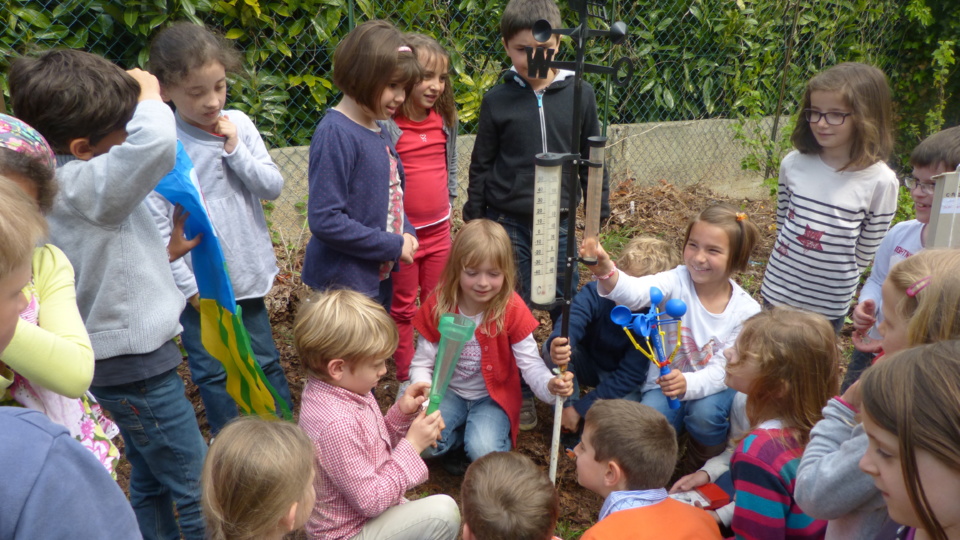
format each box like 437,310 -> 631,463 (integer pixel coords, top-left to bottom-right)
303,110 -> 416,296
547,281 -> 653,417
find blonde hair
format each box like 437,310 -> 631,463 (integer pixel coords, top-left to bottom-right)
434,219 -> 516,335
294,288 -> 398,380
791,62 -> 894,171
682,204 -> 760,275
461,451 -> 559,540
729,308 -> 840,445
861,341 -> 960,540
584,400 -> 678,490
202,417 -> 316,540
398,33 -> 457,128
886,249 -> 960,346
0,177 -> 47,276
617,236 -> 680,277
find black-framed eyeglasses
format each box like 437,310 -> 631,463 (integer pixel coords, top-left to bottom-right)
904,176 -> 937,194
803,109 -> 852,126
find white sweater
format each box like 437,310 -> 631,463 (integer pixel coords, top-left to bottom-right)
761,151 -> 898,318
149,109 -> 282,300
602,266 -> 761,400
857,219 -> 924,340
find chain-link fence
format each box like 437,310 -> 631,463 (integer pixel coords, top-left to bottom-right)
1,0 -> 906,245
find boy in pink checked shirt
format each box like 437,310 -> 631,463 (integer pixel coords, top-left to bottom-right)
295,289 -> 461,540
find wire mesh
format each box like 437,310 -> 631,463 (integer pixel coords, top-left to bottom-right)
0,0 -> 905,244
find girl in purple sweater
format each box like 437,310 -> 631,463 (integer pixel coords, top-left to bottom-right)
303,20 -> 421,307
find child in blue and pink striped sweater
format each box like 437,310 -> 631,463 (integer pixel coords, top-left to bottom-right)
723,308 -> 839,540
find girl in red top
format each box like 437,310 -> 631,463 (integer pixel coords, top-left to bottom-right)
410,220 -> 572,470
385,34 -> 459,384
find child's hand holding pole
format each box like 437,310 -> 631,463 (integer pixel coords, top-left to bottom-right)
658,368 -> 687,399
579,241 -> 618,293
548,371 -> 575,397
549,337 -> 572,367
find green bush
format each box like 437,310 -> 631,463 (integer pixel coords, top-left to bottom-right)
1,0 -> 956,168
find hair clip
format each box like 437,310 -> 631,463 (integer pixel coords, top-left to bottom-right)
736,212 -> 748,222
906,275 -> 932,297
398,46 -> 412,52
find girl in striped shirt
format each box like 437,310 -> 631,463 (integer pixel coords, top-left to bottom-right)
724,308 -> 840,539
760,62 -> 898,332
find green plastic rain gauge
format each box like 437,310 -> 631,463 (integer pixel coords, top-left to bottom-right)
426,313 -> 478,415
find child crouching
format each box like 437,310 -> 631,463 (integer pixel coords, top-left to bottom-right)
295,288 -> 459,540
461,451 -> 562,540
575,399 -> 722,540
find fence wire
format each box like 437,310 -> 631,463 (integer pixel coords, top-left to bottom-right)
1,0 -> 905,244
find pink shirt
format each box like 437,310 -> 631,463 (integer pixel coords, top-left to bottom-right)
394,110 -> 449,227
299,377 -> 428,540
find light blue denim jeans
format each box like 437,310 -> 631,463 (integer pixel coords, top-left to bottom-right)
421,393 -> 512,463
180,297 -> 293,433
89,368 -> 208,540
641,386 -> 737,446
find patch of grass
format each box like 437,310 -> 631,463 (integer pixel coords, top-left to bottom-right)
599,225 -> 646,258
556,520 -> 589,539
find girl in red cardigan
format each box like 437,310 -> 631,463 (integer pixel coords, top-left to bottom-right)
410,219 -> 573,473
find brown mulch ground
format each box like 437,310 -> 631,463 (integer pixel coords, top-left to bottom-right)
117,180 -> 852,538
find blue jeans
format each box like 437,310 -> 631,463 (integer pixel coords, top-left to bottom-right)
421,393 -> 512,462
90,368 -> 207,540
485,209 -> 578,315
181,297 -> 294,433
641,387 -> 736,446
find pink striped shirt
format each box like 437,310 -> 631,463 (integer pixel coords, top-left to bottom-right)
299,377 -> 428,540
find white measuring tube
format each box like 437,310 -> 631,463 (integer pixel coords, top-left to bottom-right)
581,136 -> 607,264
531,153 -> 565,308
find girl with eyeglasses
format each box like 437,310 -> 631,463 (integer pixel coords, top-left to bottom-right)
760,62 -> 899,335
843,126 -> 960,390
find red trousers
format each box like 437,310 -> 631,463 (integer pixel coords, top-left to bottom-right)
390,220 -> 451,380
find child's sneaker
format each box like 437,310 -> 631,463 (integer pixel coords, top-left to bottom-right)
519,397 -> 537,430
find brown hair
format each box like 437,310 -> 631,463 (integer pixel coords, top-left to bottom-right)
333,20 -> 422,115
617,236 -> 680,277
9,49 -> 139,154
885,249 -> 960,346
501,0 -> 562,43
910,125 -> 960,172
682,204 -> 760,274
202,417 -> 316,540
861,341 -> 960,540
0,150 -> 57,214
0,177 -> 47,277
434,219 -> 517,335
461,451 -> 559,540
729,308 -> 839,445
293,288 -> 398,380
791,62 -> 894,171
149,22 -> 243,87
398,33 -> 458,128
584,400 -> 678,490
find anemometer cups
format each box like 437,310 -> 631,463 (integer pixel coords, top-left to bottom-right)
426,313 -> 478,415
609,287 -> 687,338
533,19 -> 555,43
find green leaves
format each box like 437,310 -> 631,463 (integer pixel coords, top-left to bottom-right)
0,0 -> 954,168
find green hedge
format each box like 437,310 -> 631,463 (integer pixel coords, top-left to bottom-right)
1,0 -> 956,172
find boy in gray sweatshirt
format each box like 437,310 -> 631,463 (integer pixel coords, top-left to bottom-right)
10,49 -> 207,540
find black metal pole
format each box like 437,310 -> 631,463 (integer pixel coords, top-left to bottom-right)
559,1 -> 589,340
